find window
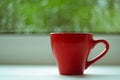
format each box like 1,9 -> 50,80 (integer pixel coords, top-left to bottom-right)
0,0 -> 120,34
0,0 -> 120,65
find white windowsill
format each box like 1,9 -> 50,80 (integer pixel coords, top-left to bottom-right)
0,65 -> 120,80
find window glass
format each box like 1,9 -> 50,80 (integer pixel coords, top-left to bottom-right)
0,0 -> 120,34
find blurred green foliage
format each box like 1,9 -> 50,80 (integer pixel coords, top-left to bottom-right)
0,0 -> 120,34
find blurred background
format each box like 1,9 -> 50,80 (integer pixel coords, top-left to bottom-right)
0,0 -> 120,34
0,0 -> 120,65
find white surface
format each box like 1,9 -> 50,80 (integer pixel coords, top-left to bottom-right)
0,65 -> 120,80
0,34 -> 120,65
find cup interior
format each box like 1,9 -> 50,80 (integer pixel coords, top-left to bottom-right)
50,32 -> 92,35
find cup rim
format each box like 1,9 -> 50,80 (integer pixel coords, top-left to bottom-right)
50,32 -> 93,35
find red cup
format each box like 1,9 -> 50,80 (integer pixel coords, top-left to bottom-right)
50,32 -> 109,75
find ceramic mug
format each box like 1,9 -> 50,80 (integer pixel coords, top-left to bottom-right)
50,32 -> 109,75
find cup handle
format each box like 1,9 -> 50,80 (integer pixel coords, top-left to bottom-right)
85,39 -> 109,69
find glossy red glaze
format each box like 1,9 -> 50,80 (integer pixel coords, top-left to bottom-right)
50,32 -> 109,75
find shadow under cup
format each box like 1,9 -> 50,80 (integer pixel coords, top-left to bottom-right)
50,32 -> 109,75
